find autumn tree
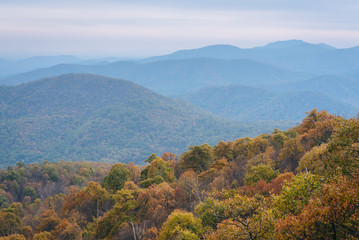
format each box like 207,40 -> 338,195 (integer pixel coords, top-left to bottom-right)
94,187 -> 137,239
0,195 -> 10,209
277,138 -> 305,172
323,118 -> 359,179
52,219 -> 82,240
0,211 -> 22,237
102,163 -> 132,192
276,172 -> 359,239
0,234 -> 26,240
36,209 -> 60,232
176,170 -> 205,210
273,172 -> 321,217
140,157 -> 175,188
297,143 -> 328,174
161,152 -> 176,162
137,182 -> 176,229
245,147 -> 278,185
197,193 -> 274,239
180,143 -> 214,172
62,181 -> 110,228
213,141 -> 235,161
158,210 -> 203,240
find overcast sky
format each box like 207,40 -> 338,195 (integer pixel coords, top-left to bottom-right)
1,0 -> 359,58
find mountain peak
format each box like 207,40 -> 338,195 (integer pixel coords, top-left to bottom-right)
177,44 -> 240,52
262,40 -> 335,49
264,40 -> 308,49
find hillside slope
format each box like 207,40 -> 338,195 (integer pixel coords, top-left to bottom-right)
262,75 -> 359,107
179,85 -> 358,122
0,74 -> 292,167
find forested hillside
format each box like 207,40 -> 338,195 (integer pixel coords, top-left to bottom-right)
0,74 -> 291,168
262,75 -> 359,107
178,84 -> 357,121
0,110 -> 358,239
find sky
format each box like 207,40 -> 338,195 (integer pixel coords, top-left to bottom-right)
1,0 -> 359,58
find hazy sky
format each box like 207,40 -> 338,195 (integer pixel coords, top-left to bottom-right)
1,0 -> 359,58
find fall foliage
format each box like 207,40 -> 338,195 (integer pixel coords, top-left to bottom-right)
0,110 -> 358,239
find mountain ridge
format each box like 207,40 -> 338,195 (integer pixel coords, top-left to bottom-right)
0,57 -> 311,96
0,73 -> 294,167
178,84 -> 358,122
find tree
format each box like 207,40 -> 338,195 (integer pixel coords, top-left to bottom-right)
0,211 -> 22,237
161,152 -> 176,162
297,143 -> 327,174
94,188 -> 137,239
36,209 -> 60,232
245,164 -> 279,186
177,170 -> 205,210
137,182 -> 176,229
0,234 -> 26,240
323,118 -> 359,179
277,138 -> 305,172
245,147 -> 278,186
62,182 -> 110,223
140,157 -> 175,188
180,144 -> 213,172
22,186 -> 37,201
158,210 -> 203,240
147,158 -> 175,183
0,195 -> 10,209
145,153 -> 157,163
52,219 -> 82,240
32,231 -> 52,240
273,173 -> 321,217
197,193 -> 274,240
45,166 -> 59,182
213,141 -> 235,161
276,173 -> 359,239
270,129 -> 289,150
102,163 -> 132,192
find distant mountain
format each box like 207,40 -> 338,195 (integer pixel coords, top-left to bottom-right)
141,40 -> 333,63
140,45 -> 244,63
178,85 -> 276,120
0,59 -> 8,78
2,40 -> 359,80
344,69 -> 359,80
0,74 -> 292,167
0,58 -> 310,96
262,75 -> 359,107
259,40 -> 334,50
140,40 -> 359,75
0,55 -> 82,77
178,85 -> 357,122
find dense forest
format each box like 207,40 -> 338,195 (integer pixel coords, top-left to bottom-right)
0,74 -> 293,168
0,109 -> 358,239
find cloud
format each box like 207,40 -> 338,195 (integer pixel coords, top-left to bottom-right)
0,0 -> 359,57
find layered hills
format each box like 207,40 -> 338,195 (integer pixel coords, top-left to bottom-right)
262,75 -> 359,107
0,58 -> 310,95
178,85 -> 357,122
0,74 -> 291,168
0,40 -> 358,167
141,40 -> 359,75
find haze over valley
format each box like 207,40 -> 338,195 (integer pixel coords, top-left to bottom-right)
0,40 -> 358,167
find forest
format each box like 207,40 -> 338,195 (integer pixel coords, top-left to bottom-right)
0,109 -> 358,240
0,73 -> 292,168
